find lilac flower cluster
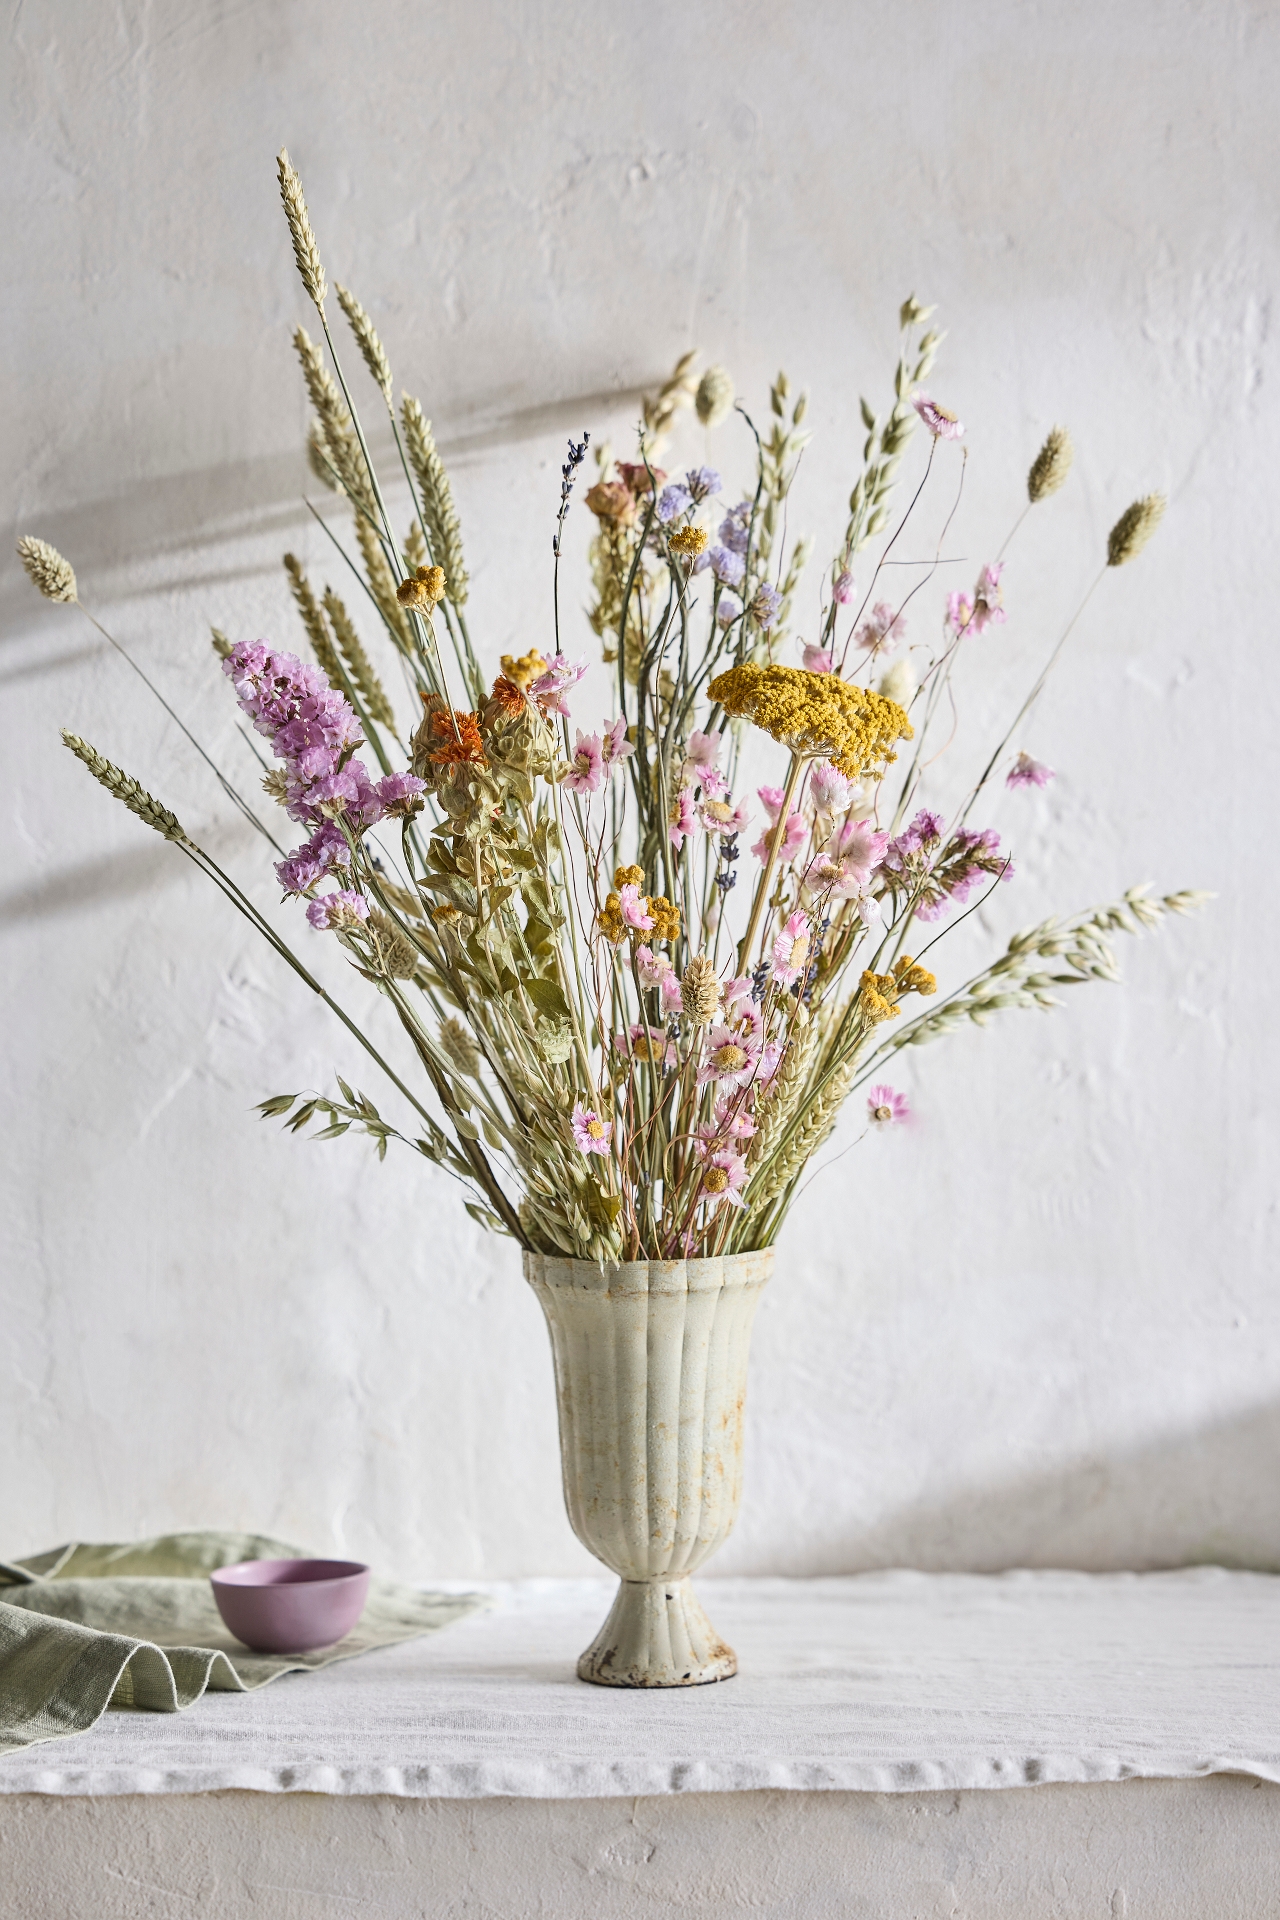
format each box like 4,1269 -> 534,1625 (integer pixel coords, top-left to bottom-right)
223,641 -> 425,923
656,468 -> 725,525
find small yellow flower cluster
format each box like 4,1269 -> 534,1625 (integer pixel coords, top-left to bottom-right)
857,971 -> 901,1024
707,663 -> 912,780
397,564 -> 447,609
499,649 -> 547,690
669,525 -> 709,558
597,867 -> 681,946
892,955 -> 937,997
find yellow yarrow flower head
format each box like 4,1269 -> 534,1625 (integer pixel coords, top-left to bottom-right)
397,564 -> 447,610
669,525 -> 709,559
708,662 -> 913,782
614,864 -> 645,890
646,894 -> 681,943
597,893 -> 627,944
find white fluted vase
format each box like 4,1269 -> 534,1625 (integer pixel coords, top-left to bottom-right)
524,1249 -> 773,1687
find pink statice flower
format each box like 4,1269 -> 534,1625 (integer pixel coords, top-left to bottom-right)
305,888 -> 369,931
867,1085 -> 910,1126
528,653 -> 588,718
571,1101 -> 612,1155
563,730 -> 604,796
771,911 -> 812,987
275,818 -> 352,894
601,715 -> 635,770
809,762 -> 853,814
668,785 -> 699,849
618,883 -> 654,931
697,1025 -> 762,1089
699,1149 -> 749,1209
801,640 -> 834,674
912,394 -> 964,440
832,568 -> 855,605
1006,751 -> 1054,789
750,584 -> 783,630
854,601 -> 906,658
374,770 -> 427,817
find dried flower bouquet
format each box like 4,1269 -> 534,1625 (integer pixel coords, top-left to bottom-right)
21,152 -> 1205,1268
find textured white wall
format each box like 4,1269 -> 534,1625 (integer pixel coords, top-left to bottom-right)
3,0 -> 1275,1581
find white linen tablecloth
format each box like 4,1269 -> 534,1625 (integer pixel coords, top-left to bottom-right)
2,1568 -> 1276,1799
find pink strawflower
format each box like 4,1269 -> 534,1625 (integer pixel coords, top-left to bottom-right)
601,715 -> 634,769
854,601 -> 906,658
668,785 -> 698,849
699,1149 -> 749,1209
801,641 -> 834,674
697,1024 -> 762,1088
1006,751 -> 1055,790
946,590 -> 975,636
827,819 -> 889,886
912,394 -> 964,440
867,1085 -> 910,1126
809,762 -> 853,814
713,1095 -> 757,1140
614,1024 -> 676,1070
698,793 -> 750,837
753,788 -> 808,865
528,653 -> 588,718
683,728 -> 724,791
563,730 -> 604,795
831,568 -> 855,606
756,1039 -> 784,1085
618,883 -> 654,931
636,946 -> 684,1011
969,562 -> 1006,634
771,910 -> 812,987
305,888 -> 369,931
572,1101 -> 612,1155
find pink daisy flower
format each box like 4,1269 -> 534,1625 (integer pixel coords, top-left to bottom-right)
600,715 -> 635,769
853,601 -> 906,658
913,394 -> 964,441
867,1085 -> 910,1126
571,1102 -> 613,1154
668,785 -> 698,849
1006,751 -> 1054,790
771,911 -> 811,987
563,730 -> 604,795
618,883 -> 654,931
699,1149 -> 749,1209
801,641 -> 834,674
697,1024 -> 762,1088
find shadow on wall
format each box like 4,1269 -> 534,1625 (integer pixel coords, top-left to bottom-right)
2,380 -> 649,630
807,1399 -> 1280,1576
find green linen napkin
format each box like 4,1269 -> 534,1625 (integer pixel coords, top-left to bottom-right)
0,1530 -> 482,1757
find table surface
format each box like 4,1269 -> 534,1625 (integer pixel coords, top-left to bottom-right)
3,1569 -> 1277,1798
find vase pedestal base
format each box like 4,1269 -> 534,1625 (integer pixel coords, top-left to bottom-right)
577,1576 -> 737,1688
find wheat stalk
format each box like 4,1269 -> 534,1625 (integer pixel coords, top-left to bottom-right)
400,395 -> 469,605
335,283 -> 393,405
293,327 -> 377,521
356,513 -> 414,654
322,586 -> 395,728
283,554 -> 344,689
61,732 -> 190,844
276,149 -> 326,312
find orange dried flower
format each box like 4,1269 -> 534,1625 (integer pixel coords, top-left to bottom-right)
487,675 -> 526,718
428,708 -> 487,767
585,480 -> 636,525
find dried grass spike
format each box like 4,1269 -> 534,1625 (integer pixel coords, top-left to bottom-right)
440,1017 -> 481,1077
276,149 -> 326,312
695,365 -> 734,429
18,536 -> 77,603
283,554 -> 344,690
1107,492 -> 1166,567
400,395 -> 469,605
1027,426 -> 1073,503
61,732 -> 190,844
681,956 -> 720,1025
323,587 -> 394,728
335,283 -> 393,404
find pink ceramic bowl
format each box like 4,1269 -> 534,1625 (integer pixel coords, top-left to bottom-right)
209,1558 -> 370,1653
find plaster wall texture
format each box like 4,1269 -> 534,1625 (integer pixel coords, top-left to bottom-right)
3,0 -> 1276,1583
4,1780 -> 1280,1919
